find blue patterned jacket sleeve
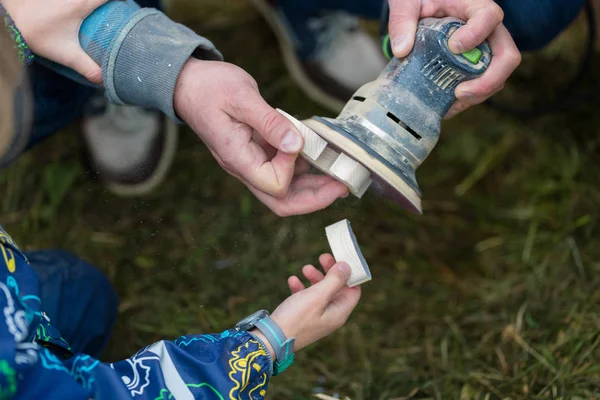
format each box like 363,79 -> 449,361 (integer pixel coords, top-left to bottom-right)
0,225 -> 273,400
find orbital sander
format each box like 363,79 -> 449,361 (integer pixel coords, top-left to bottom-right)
279,17 -> 492,214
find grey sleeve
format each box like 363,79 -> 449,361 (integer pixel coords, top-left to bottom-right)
103,9 -> 223,121
1,3 -> 222,168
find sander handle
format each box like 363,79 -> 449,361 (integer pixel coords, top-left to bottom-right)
376,17 -> 492,117
379,17 -> 492,78
378,1 -> 490,62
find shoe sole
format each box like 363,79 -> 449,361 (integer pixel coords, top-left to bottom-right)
104,118 -> 179,197
248,0 -> 346,113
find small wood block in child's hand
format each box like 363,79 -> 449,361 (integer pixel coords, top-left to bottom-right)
325,219 -> 371,287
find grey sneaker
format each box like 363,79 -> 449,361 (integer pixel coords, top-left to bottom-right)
82,96 -> 178,197
249,0 -> 387,112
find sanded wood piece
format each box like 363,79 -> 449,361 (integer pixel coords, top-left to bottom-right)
276,108 -> 327,160
325,219 -> 371,287
277,109 -> 373,198
303,118 -> 422,213
329,153 -> 372,197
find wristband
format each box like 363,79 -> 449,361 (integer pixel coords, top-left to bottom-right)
235,310 -> 295,376
254,315 -> 295,376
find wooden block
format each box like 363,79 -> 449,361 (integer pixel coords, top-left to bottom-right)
325,219 -> 371,287
277,108 -> 373,198
329,153 -> 373,197
311,147 -> 337,171
276,108 -> 327,160
311,150 -> 372,198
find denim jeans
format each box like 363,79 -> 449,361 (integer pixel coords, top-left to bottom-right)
497,0 -> 587,51
26,250 -> 119,357
280,0 -> 586,59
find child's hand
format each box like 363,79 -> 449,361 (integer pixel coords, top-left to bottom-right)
174,60 -> 349,217
252,254 -> 361,357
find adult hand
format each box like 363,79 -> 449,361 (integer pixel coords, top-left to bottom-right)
174,59 -> 349,216
252,253 -> 361,357
388,0 -> 521,118
2,0 -> 107,84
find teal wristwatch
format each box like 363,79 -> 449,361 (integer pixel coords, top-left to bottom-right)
235,309 -> 295,376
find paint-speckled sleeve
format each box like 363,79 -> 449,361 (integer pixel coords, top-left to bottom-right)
0,4 -> 34,65
36,0 -> 223,122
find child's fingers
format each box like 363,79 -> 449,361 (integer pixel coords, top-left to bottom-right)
319,253 -> 336,272
334,286 -> 362,311
316,262 -> 352,300
288,276 -> 305,293
324,286 -> 362,322
302,264 -> 325,285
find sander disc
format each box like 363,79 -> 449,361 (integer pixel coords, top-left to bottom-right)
303,118 -> 423,214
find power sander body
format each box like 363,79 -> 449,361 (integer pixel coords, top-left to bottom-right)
298,17 -> 492,214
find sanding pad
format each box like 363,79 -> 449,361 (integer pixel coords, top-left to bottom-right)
278,109 -> 421,213
277,109 -> 372,198
303,118 -> 422,214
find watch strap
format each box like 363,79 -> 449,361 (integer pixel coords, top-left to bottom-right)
255,315 -> 295,375
273,350 -> 294,376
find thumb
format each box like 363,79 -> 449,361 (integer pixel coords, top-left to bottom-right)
230,90 -> 304,154
388,0 -> 422,58
316,262 -> 352,298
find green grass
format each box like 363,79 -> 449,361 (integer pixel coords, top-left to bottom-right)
2,2 -> 600,399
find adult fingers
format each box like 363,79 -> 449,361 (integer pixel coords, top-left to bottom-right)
452,24 -> 520,113
229,89 -> 304,154
295,158 -> 312,176
251,127 -> 312,183
447,1 -> 504,53
444,99 -> 472,119
388,0 -> 421,58
251,129 -> 277,159
247,175 -> 349,217
215,123 -> 297,198
290,174 -> 344,191
254,144 -> 310,177
223,88 -> 306,197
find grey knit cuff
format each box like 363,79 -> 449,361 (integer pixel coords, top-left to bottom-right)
105,9 -> 223,122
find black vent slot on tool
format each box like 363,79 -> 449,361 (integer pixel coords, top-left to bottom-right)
421,55 -> 465,92
386,112 -> 422,140
352,96 -> 366,102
